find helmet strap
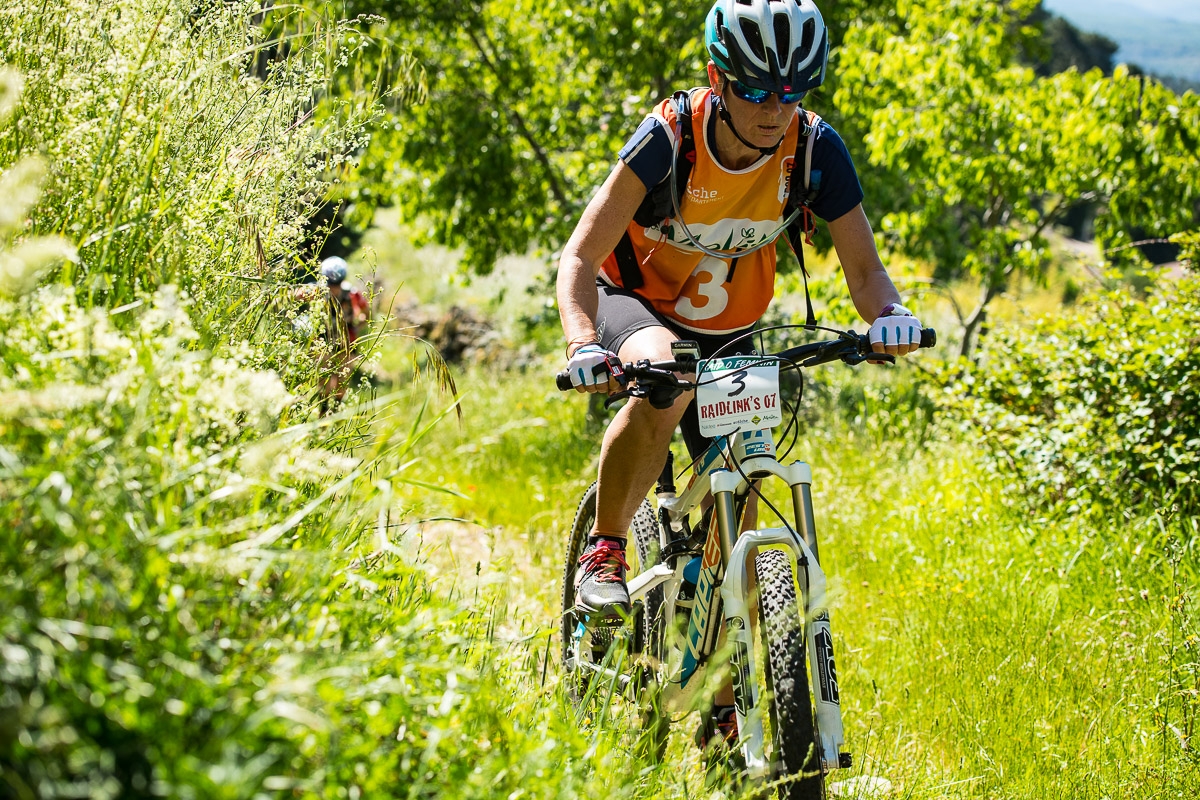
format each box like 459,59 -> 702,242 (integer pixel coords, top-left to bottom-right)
715,92 -> 782,157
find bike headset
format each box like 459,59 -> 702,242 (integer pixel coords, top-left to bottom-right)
673,322 -> 854,481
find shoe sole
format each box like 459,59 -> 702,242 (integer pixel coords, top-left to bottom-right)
574,598 -> 631,625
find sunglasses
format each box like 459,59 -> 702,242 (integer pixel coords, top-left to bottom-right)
724,75 -> 805,105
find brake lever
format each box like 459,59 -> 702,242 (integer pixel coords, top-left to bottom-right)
844,352 -> 895,366
604,390 -> 631,409
604,384 -> 651,409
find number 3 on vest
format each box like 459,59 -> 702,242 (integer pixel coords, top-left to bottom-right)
675,256 -> 730,322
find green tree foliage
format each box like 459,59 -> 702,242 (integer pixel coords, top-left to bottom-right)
833,0 -> 1200,356
327,0 -> 1194,302
296,0 -> 1200,305
1174,229 -> 1200,270
330,0 -> 706,273
943,275 -> 1200,517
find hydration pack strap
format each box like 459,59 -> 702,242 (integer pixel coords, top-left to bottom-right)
614,231 -> 644,290
787,228 -> 818,327
670,89 -> 697,205
786,112 -> 820,327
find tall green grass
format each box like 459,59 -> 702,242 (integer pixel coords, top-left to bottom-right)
0,2 -> 651,798
394,354 -> 1198,799
0,0 -> 376,385
807,433 -> 1198,799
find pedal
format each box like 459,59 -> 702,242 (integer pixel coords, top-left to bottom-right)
838,752 -> 853,769
573,612 -> 620,645
575,607 -> 624,628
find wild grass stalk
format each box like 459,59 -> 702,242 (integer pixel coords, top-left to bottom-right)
396,355 -> 1198,799
1,2 -> 654,797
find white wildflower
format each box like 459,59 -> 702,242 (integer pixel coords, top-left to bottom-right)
269,446 -> 361,484
0,384 -> 107,420
139,285 -> 198,343
195,357 -> 294,437
0,236 -> 79,297
239,434 -> 360,484
0,66 -> 23,122
0,157 -> 47,232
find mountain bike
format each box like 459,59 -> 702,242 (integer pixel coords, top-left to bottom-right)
556,325 -> 935,799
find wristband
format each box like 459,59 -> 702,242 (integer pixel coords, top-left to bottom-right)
879,303 -> 914,318
565,338 -> 601,358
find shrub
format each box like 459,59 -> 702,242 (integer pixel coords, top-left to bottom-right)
0,4 -> 644,797
0,282 -> 618,799
943,276 -> 1200,516
1174,230 -> 1200,273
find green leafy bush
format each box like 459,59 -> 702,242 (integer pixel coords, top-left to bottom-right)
1174,230 -> 1200,272
944,276 -> 1200,515
0,2 -> 651,796
0,282 -> 625,799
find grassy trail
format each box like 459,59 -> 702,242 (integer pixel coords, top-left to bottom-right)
361,223 -> 1198,798
393,362 -> 1198,800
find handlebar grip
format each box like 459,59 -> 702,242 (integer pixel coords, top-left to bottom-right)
920,328 -> 937,349
556,371 -> 573,391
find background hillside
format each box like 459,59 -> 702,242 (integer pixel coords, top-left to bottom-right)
1044,0 -> 1200,85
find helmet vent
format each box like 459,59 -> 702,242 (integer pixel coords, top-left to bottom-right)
739,18 -> 766,61
800,18 -> 815,55
773,13 -> 791,62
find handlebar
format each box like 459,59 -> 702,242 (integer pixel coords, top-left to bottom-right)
555,327 -> 936,394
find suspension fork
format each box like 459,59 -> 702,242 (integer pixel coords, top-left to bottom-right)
714,460 -> 848,777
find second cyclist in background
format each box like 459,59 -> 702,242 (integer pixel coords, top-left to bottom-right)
295,256 -> 371,412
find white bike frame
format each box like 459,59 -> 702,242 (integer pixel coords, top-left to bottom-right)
625,427 -> 847,779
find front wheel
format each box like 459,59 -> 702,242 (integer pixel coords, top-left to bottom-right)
756,548 -> 824,800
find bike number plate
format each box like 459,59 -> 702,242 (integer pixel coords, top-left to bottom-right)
695,356 -> 782,437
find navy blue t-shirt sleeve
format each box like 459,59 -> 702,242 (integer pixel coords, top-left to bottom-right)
807,120 -> 864,223
618,115 -> 673,191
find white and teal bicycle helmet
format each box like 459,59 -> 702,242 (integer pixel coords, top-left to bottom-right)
320,256 -> 349,285
705,0 -> 829,95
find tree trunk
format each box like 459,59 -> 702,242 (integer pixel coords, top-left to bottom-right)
959,279 -> 1002,360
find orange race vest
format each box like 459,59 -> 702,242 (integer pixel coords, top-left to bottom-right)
601,88 -> 806,335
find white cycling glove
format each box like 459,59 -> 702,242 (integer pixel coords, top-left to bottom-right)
566,343 -> 621,389
869,303 -> 923,351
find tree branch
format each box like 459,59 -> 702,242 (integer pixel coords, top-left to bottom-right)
960,278 -> 1003,360
1029,195 -> 1069,241
464,24 -> 570,209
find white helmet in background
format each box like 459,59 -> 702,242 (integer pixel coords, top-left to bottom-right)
320,256 -> 349,286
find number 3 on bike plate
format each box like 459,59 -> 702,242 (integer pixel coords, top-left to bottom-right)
695,356 -> 782,438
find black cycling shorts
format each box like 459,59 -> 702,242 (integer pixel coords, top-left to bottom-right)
594,281 -> 757,460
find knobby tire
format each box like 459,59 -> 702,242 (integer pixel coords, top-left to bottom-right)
756,548 -> 825,800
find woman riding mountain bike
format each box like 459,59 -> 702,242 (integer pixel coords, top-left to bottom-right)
556,0 -> 924,748
556,322 -> 935,799
292,256 -> 371,412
